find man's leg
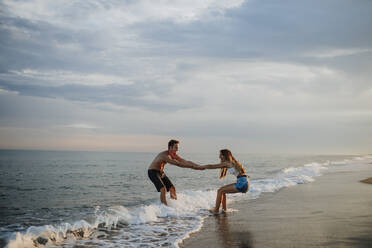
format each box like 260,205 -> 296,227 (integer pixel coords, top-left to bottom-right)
160,187 -> 167,205
162,174 -> 177,200
170,186 -> 177,200
148,170 -> 168,205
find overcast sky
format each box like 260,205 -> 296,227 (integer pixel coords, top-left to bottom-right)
0,0 -> 371,154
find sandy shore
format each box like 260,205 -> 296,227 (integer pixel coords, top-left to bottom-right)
181,164 -> 372,248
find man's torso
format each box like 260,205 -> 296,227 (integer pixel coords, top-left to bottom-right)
148,151 -> 179,171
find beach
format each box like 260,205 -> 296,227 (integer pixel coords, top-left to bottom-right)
181,163 -> 372,248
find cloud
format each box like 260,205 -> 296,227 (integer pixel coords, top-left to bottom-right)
303,48 -> 372,58
1,69 -> 133,86
0,57 -> 370,115
0,88 -> 18,95
0,59 -> 349,112
63,123 -> 99,129
0,80 -> 201,112
2,0 -> 372,75
2,0 -> 246,27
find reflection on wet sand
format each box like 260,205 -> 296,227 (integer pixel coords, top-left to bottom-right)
215,213 -> 254,248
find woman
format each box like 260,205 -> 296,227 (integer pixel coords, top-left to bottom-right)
201,149 -> 249,214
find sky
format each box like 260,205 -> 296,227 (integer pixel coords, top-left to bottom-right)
0,0 -> 371,154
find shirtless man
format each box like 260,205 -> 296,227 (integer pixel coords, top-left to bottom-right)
148,139 -> 203,205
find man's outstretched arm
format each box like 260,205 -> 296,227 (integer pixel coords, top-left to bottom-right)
163,156 -> 195,168
163,155 -> 204,170
171,154 -> 202,168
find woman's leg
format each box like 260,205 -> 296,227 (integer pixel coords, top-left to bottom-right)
222,193 -> 227,211
213,183 -> 238,214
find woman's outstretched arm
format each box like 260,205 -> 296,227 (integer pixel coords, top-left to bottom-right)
200,162 -> 231,169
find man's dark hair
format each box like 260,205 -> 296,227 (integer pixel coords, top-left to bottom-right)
168,139 -> 179,149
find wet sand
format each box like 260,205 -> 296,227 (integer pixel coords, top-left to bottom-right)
181,165 -> 372,248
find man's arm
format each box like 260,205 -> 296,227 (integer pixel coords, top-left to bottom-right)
172,154 -> 200,167
200,162 -> 231,169
163,155 -> 195,168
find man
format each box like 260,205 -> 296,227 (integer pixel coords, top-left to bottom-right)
148,139 -> 203,205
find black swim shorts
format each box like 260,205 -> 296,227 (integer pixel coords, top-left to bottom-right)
148,169 -> 174,192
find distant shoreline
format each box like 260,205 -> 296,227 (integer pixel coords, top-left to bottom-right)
361,177 -> 372,184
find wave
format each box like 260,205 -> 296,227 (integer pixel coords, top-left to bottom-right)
249,162 -> 327,195
5,155 -> 371,248
6,191 -> 217,248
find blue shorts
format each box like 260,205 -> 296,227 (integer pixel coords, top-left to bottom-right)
235,176 -> 249,193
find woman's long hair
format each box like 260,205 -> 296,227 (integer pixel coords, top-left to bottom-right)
219,149 -> 246,179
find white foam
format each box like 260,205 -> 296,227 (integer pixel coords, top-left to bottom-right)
6,190 -> 218,248
352,155 -> 372,161
249,161 -> 328,196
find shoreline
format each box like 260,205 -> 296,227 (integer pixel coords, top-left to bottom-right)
360,177 -> 372,184
181,164 -> 372,248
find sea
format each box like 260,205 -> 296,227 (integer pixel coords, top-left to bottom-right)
0,150 -> 371,248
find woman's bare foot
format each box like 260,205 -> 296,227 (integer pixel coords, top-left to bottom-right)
209,207 -> 219,214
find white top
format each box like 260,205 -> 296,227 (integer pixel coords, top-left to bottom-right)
228,166 -> 239,176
